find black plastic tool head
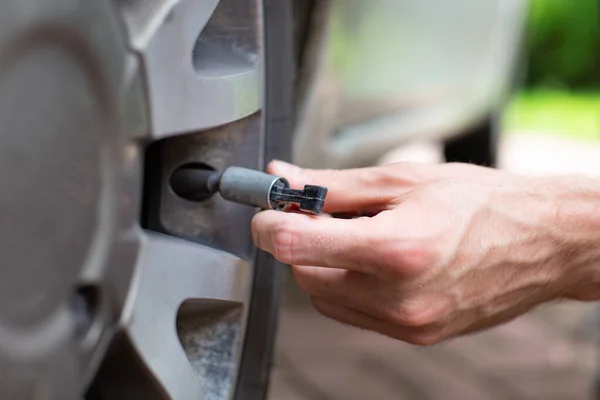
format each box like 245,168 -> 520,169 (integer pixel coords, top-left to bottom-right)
299,185 -> 327,214
269,183 -> 328,215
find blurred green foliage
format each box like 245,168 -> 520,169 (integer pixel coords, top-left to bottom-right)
503,90 -> 600,139
525,0 -> 599,89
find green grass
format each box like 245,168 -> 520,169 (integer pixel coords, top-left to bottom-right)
502,90 -> 600,141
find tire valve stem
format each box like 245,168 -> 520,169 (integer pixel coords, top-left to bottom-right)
170,165 -> 328,215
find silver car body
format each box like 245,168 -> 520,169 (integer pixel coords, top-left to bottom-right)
293,0 -> 528,169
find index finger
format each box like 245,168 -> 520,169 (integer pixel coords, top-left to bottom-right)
251,210 -> 382,273
267,160 -> 407,213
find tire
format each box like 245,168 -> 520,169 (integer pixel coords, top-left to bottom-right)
443,116 -> 499,167
233,1 -> 296,399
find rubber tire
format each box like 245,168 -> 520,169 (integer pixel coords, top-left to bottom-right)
443,117 -> 499,168
232,1 -> 297,399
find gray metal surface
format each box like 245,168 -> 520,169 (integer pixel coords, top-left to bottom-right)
292,0 -> 527,168
117,0 -> 262,138
144,114 -> 264,259
0,0 -> 144,398
90,0 -> 265,398
120,232 -> 251,399
1,0 -> 267,399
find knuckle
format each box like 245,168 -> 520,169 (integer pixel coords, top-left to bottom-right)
383,239 -> 436,277
270,223 -> 299,264
392,299 -> 440,327
325,168 -> 342,181
373,165 -> 413,188
386,162 -> 428,184
404,331 -> 444,347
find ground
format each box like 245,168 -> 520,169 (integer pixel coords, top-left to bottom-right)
268,134 -> 600,400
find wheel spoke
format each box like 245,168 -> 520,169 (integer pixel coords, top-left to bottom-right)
128,0 -> 261,138
121,231 -> 251,398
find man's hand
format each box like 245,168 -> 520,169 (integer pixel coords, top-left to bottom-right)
251,160 -> 600,345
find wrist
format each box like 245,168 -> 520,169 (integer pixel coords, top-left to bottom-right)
539,176 -> 600,300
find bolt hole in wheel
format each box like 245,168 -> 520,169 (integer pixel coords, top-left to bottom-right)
71,285 -> 100,340
169,163 -> 219,202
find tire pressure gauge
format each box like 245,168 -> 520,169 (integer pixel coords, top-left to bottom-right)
170,165 -> 328,215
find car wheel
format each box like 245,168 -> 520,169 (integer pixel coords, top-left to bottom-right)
0,0 -> 295,399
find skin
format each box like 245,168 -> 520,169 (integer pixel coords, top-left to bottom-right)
251,160 -> 600,345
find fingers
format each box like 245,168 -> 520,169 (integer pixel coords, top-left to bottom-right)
252,210 -> 381,272
310,297 -> 443,346
293,265 -> 405,322
293,265 -> 439,326
311,296 -> 387,332
292,266 -> 383,312
266,160 -> 411,212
